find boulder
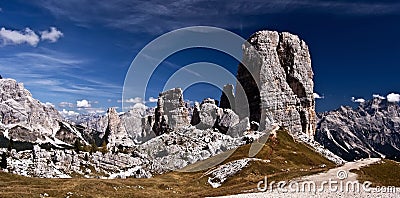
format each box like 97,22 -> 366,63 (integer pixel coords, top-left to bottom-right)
227,117 -> 250,138
215,109 -> 240,134
196,102 -> 219,130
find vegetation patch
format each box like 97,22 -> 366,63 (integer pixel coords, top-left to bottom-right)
351,159 -> 400,187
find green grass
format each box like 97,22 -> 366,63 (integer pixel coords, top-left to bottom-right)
351,159 -> 400,187
0,130 -> 336,197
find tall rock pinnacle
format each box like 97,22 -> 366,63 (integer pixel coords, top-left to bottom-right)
152,88 -> 189,135
103,107 -> 134,148
235,30 -> 316,137
219,84 -> 235,110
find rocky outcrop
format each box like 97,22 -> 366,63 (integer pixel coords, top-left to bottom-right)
0,121 -> 266,179
0,78 -> 86,148
0,79 -> 61,135
215,109 -> 240,134
190,102 -> 201,126
315,96 -> 400,161
0,146 -> 150,178
235,31 -> 316,137
73,114 -> 108,134
193,98 -> 243,136
74,106 -> 155,145
196,101 -> 219,130
135,126 -> 265,174
103,107 -> 134,148
227,117 -> 250,138
220,84 -> 235,109
152,88 -> 189,135
120,107 -> 155,144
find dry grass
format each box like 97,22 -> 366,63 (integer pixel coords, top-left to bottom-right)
0,130 -> 336,197
351,159 -> 400,187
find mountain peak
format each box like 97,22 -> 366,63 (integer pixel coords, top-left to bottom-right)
316,96 -> 400,161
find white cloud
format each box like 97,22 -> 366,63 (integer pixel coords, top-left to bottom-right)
351,97 -> 365,103
372,94 -> 385,100
15,52 -> 83,66
122,97 -> 158,104
76,99 -> 91,108
60,109 -> 79,117
40,27 -> 63,42
0,27 -> 40,46
148,97 -> 158,103
387,93 -> 400,103
122,97 -> 143,104
0,48 -> 121,102
59,101 -> 74,108
313,93 -> 324,99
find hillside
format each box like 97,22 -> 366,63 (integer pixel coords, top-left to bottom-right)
0,130 -> 335,197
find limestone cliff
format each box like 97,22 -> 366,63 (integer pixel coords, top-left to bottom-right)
235,30 -> 316,137
103,107 -> 135,148
152,88 -> 189,135
315,96 -> 400,161
0,78 -> 87,148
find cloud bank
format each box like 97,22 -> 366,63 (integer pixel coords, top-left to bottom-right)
351,97 -> 365,103
40,27 -> 63,42
76,99 -> 91,108
313,93 -> 324,99
0,27 -> 63,46
60,109 -> 79,117
387,93 -> 400,103
0,27 -> 40,46
148,97 -> 158,103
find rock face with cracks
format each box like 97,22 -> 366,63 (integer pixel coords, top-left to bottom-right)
102,107 -> 135,148
235,30 -> 316,137
0,78 -> 86,148
220,84 -> 235,110
153,88 -> 189,136
315,97 -> 400,161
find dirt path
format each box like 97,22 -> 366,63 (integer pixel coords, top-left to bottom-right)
298,158 -> 381,185
213,158 -> 400,198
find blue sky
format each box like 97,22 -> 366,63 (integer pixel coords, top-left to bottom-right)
0,0 -> 399,115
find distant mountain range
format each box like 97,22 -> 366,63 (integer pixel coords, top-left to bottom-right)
315,96 -> 400,161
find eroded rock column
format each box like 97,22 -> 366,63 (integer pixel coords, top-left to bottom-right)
236,30 -> 316,137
